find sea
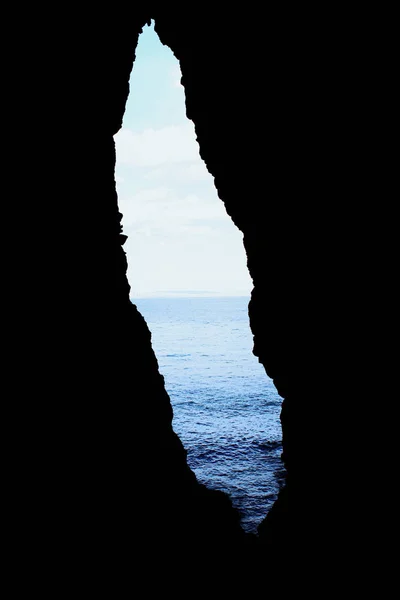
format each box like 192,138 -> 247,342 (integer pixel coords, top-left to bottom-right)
134,295 -> 285,534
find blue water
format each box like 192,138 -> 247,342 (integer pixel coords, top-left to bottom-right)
134,296 -> 285,533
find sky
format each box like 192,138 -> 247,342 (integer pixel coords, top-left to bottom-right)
114,22 -> 252,298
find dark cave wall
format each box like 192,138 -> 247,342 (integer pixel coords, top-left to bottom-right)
50,9 -> 249,562
151,8 -> 340,549
8,3 -> 373,587
70,7 -> 345,559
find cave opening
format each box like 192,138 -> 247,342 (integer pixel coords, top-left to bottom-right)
114,21 -> 284,533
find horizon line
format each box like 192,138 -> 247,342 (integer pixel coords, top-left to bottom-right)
130,292 -> 251,299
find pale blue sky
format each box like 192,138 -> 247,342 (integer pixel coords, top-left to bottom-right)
114,22 -> 252,298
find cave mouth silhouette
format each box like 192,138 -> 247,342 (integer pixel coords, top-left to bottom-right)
114,22 -> 285,533
8,7 -> 378,584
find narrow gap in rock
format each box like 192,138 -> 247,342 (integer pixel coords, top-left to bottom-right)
114,21 -> 284,533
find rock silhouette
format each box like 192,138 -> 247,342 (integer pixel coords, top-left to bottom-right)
5,3 -> 384,593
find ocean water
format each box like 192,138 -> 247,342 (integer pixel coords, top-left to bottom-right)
135,296 -> 285,534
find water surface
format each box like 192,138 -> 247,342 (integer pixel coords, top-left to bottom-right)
135,296 -> 285,533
